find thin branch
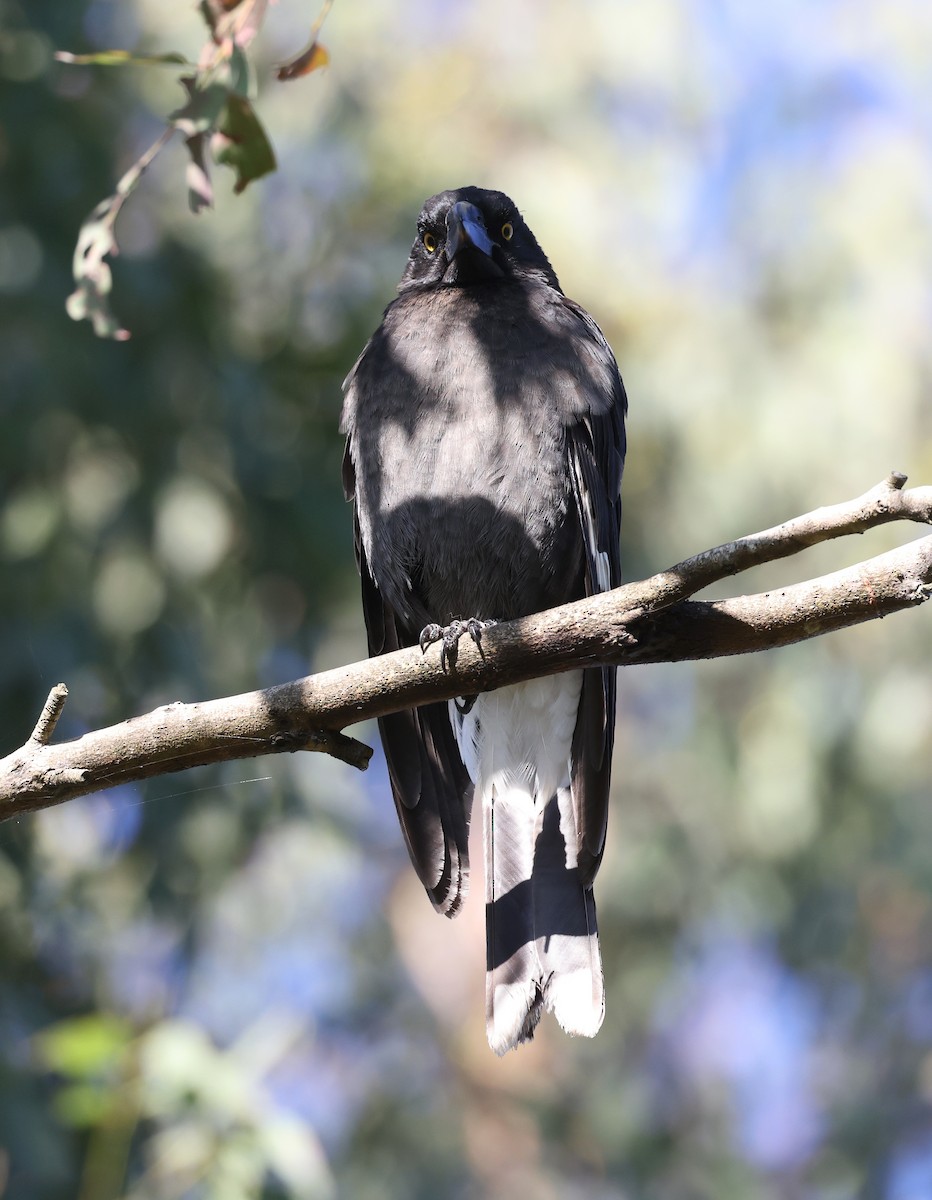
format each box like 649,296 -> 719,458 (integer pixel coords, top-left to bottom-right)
638,470 -> 932,610
1,476 -> 930,818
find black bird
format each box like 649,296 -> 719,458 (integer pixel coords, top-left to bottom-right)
341,186 -> 626,1053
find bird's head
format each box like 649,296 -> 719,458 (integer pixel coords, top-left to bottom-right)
398,186 -> 561,293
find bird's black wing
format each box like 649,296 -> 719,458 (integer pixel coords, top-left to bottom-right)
562,301 -> 627,887
342,444 -> 473,916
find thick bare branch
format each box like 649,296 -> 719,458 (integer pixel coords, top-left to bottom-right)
2,476 -> 930,818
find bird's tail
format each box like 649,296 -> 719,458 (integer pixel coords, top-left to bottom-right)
453,677 -> 605,1055
483,781 -> 604,1054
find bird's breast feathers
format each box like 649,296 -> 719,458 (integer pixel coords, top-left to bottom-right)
341,268 -> 616,623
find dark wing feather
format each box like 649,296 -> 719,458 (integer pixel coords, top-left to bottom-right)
563,302 -> 627,887
343,444 -> 473,916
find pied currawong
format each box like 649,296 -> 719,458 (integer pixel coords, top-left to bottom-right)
341,186 -> 627,1054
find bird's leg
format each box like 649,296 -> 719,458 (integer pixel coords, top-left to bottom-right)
419,617 -> 497,672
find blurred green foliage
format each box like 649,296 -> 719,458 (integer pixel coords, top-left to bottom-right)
2,1 -> 932,1198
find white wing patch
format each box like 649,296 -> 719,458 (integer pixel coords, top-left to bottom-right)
570,440 -> 612,594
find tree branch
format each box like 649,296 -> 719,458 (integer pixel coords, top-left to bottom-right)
626,470 -> 932,610
2,474 -> 930,818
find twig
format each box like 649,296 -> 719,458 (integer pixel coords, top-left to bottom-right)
30,684 -> 70,745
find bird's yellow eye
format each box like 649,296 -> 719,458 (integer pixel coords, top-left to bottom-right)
501,222 -> 514,241
423,232 -> 437,253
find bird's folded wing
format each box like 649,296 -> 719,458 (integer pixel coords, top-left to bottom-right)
564,301 -> 627,886
344,445 -> 473,915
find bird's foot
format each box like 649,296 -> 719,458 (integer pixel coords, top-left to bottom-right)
419,617 -> 497,672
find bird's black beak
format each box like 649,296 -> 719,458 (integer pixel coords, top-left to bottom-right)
445,201 -> 496,261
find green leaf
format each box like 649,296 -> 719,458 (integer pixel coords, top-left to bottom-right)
211,93 -> 276,194
35,1014 -> 133,1079
56,49 -> 192,68
227,43 -> 254,98
170,75 -> 231,139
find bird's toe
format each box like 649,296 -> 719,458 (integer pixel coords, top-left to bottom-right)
465,617 -> 497,650
419,623 -> 444,653
419,617 -> 497,671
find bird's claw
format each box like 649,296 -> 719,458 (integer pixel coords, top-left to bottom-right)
419,624 -> 443,653
419,617 -> 497,672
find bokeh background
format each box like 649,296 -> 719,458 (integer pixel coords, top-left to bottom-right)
3,1 -> 932,1196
